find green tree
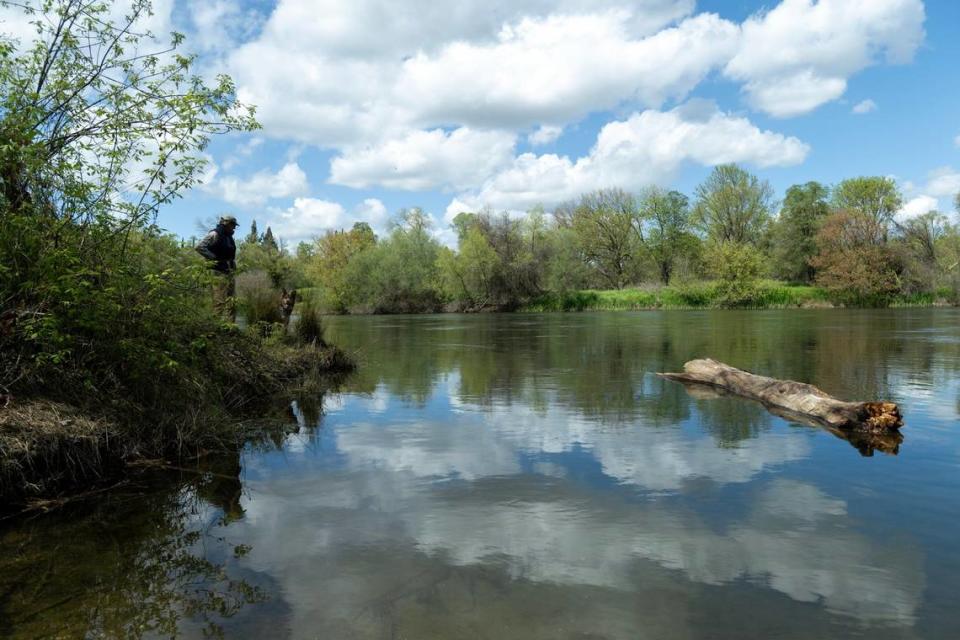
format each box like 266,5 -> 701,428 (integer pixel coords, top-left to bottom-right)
245,219 -> 260,245
393,207 -> 431,234
543,226 -> 591,293
367,209 -> 442,312
438,227 -> 501,309
705,242 -> 767,307
295,240 -> 314,260
693,164 -> 774,245
832,177 -> 902,240
900,211 -> 947,265
238,233 -> 298,289
771,181 -> 831,282
640,187 -> 693,284
0,0 -> 256,226
262,225 -> 278,253
934,220 -> 960,301
896,210 -> 948,294
308,223 -> 377,312
444,208 -> 550,307
567,188 -> 644,289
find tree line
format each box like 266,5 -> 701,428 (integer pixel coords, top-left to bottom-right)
246,164 -> 960,312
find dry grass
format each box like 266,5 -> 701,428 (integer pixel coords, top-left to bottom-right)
0,400 -> 123,506
0,342 -> 356,511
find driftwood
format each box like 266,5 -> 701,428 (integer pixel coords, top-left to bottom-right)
659,359 -> 903,434
676,379 -> 903,456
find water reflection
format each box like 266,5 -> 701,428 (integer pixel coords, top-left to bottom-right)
5,310 -> 960,638
0,461 -> 266,638
332,310 -> 960,425
238,409 -> 922,636
332,379 -> 810,491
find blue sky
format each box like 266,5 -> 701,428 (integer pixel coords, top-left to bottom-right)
62,0 -> 959,245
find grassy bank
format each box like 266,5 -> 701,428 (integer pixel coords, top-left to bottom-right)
301,281 -> 956,315
521,282 -> 955,312
0,330 -> 354,513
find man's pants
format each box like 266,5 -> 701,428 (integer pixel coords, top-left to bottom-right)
213,272 -> 236,322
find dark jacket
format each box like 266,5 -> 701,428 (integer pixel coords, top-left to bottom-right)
196,225 -> 237,273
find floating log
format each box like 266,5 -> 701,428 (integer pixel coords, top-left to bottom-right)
658,358 -> 903,434
673,379 -> 903,456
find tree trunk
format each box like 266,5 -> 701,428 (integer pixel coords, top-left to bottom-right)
658,359 -> 902,433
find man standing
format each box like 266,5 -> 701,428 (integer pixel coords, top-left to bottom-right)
196,215 -> 239,321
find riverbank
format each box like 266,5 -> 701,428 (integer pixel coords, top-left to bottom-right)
0,339 -> 354,513
301,282 -> 955,314
521,282 -> 955,312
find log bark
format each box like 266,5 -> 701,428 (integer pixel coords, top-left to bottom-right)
674,380 -> 902,456
658,359 -> 902,433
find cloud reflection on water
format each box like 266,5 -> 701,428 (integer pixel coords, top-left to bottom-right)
234,381 -> 924,636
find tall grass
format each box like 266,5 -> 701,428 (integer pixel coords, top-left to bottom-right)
236,270 -> 283,325
295,301 -> 327,347
522,281 -> 857,312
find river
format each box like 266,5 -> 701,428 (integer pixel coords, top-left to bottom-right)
2,309 -> 960,638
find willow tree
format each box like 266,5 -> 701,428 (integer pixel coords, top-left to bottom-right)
692,164 -> 774,246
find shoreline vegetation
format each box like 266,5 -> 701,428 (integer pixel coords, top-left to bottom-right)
277,174 -> 960,317
296,281 -> 955,315
518,282 -> 955,313
0,2 -> 356,512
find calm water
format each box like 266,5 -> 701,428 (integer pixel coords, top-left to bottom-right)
3,310 -> 960,639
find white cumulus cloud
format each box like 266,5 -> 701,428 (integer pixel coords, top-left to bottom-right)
185,0 -> 930,204
329,128 -> 517,191
206,162 -> 309,207
224,2 -> 712,147
187,0 -> 266,55
396,12 -> 739,130
898,195 -> 939,221
725,0 -> 925,117
897,166 -> 960,220
449,101 -> 810,213
266,197 -> 389,242
925,166 -> 960,198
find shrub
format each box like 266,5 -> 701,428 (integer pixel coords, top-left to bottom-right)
704,242 -> 767,307
661,282 -> 716,307
812,245 -> 901,306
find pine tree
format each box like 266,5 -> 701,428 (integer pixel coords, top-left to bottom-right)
263,226 -> 278,253
245,220 -> 259,244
